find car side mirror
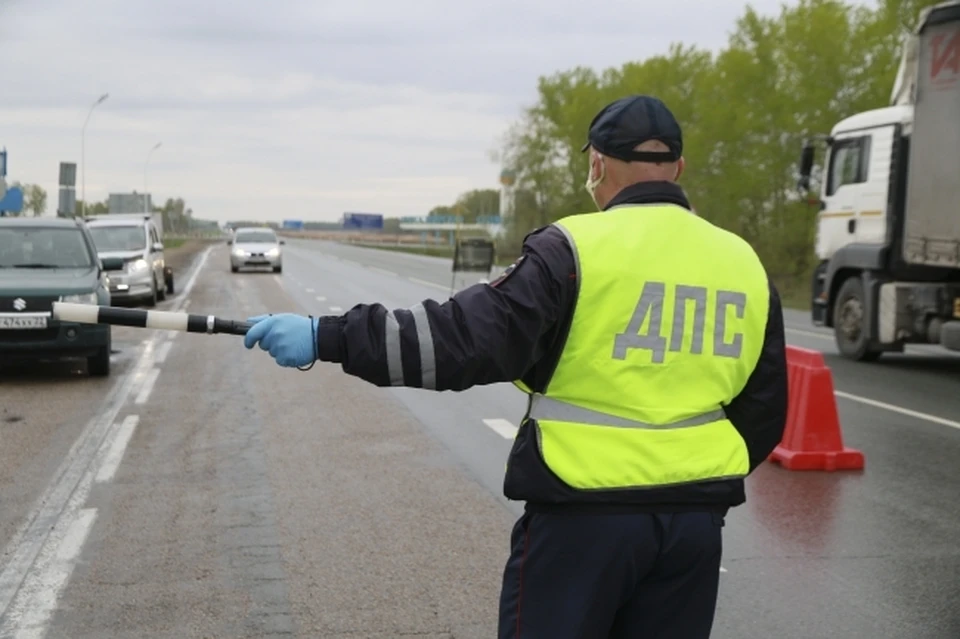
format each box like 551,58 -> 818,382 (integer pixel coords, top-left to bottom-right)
152,242 -> 164,252
797,141 -> 816,192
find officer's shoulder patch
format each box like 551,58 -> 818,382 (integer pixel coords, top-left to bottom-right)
488,254 -> 527,288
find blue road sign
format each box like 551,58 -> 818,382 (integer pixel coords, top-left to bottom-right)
0,186 -> 24,214
341,212 -> 384,230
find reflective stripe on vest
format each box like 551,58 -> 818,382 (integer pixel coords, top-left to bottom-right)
528,394 -> 726,430
515,203 -> 770,491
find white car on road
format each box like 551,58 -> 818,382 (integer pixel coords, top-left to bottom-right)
229,227 -> 284,273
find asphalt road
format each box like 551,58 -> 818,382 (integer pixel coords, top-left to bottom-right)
0,238 -> 957,638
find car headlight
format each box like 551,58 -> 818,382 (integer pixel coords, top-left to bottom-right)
233,248 -> 247,256
127,258 -> 149,273
266,247 -> 280,257
62,292 -> 98,304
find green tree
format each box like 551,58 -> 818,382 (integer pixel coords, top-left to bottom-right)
23,184 -> 48,216
452,188 -> 500,223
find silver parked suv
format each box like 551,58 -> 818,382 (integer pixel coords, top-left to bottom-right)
229,227 -> 284,273
85,214 -> 172,307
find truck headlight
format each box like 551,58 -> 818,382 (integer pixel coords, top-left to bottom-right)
62,292 -> 98,304
128,258 -> 149,273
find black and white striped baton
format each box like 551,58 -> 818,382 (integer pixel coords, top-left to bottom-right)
51,302 -> 254,336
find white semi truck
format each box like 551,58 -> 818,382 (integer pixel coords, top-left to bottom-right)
797,0 -> 960,361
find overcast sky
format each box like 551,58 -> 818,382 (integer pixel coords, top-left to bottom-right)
3,0 -> 802,223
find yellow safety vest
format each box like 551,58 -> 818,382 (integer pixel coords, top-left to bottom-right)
512,203 -> 770,491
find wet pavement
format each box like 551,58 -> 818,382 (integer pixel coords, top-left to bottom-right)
0,238 -> 957,638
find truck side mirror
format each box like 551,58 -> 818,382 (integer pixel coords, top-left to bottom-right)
797,143 -> 816,192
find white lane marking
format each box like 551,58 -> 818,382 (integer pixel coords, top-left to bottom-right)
175,248 -> 211,306
368,266 -> 397,277
316,296 -> 326,302
273,275 -> 283,286
0,245 -> 213,626
835,391 -> 960,430
4,508 -> 98,639
154,340 -> 173,364
329,306 -> 343,312
95,416 -> 141,483
483,418 -> 518,440
134,368 -> 161,405
408,276 -> 448,291
785,327 -> 831,340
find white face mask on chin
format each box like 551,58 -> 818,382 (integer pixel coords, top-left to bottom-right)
584,154 -> 605,210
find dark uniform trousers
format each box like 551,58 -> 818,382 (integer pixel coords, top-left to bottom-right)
498,510 -> 724,639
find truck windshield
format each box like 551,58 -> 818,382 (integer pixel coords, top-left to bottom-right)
235,231 -> 277,243
89,225 -> 146,252
0,227 -> 95,268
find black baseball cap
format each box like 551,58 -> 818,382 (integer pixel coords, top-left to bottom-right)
580,95 -> 682,163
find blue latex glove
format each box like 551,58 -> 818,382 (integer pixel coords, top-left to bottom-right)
244,313 -> 318,368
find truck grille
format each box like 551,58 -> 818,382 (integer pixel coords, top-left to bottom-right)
0,296 -> 59,313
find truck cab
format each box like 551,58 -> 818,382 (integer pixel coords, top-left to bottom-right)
797,0 -> 960,360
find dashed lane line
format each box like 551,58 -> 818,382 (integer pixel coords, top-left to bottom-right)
5,508 -> 98,639
0,245 -> 214,635
154,340 -> 173,364
482,418 -> 517,440
134,368 -> 161,405
95,416 -> 141,483
408,277 -> 448,291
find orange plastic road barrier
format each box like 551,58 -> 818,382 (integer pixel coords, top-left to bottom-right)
768,345 -> 865,471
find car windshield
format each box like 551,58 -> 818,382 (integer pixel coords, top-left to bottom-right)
0,227 -> 95,268
235,231 -> 277,243
89,225 -> 146,252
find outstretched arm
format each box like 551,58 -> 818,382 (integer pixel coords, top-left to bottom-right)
314,228 -> 575,391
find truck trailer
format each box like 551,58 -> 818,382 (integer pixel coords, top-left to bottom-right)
797,0 -> 960,361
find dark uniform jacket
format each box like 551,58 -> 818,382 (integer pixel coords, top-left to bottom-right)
316,181 -> 789,514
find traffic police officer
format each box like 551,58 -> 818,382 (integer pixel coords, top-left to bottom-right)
244,94 -> 789,638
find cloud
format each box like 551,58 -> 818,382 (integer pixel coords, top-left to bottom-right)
1,0 -> 793,223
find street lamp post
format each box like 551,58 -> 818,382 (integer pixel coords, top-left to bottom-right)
144,142 -> 162,213
80,93 -> 109,218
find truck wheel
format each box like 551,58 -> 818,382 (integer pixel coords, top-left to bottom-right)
88,345 -> 111,377
833,276 -> 882,362
941,321 -> 960,351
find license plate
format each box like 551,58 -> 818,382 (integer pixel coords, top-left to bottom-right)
0,314 -> 49,330
954,297 -> 960,318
